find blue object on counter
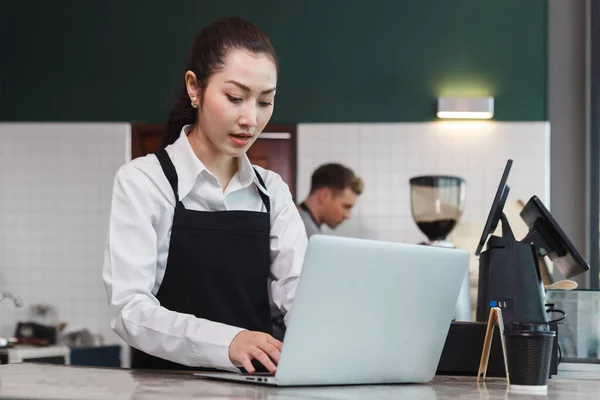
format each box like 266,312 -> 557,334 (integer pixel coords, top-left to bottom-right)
70,345 -> 120,368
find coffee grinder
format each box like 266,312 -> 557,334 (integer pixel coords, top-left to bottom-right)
409,176 -> 466,247
409,175 -> 471,320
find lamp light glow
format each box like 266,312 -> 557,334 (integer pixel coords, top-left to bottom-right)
437,97 -> 494,119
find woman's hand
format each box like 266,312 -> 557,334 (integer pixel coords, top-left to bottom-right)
228,331 -> 283,373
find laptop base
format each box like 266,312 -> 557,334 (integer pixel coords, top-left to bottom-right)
194,372 -> 278,386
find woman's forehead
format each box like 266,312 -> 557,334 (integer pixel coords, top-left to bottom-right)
215,49 -> 277,91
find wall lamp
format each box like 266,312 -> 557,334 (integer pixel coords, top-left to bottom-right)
437,96 -> 494,119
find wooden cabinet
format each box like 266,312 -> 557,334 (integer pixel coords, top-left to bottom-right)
131,123 -> 297,199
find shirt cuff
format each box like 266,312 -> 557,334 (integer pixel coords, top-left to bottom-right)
190,324 -> 247,372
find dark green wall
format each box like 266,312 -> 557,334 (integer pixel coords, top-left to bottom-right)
0,1 -> 547,123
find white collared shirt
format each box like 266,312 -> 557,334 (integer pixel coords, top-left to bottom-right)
102,126 -> 307,372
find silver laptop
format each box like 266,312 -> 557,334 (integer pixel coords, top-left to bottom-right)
195,234 -> 469,386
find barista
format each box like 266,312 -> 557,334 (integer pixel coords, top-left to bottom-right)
102,17 -> 307,374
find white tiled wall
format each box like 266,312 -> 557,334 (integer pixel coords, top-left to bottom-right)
0,123 -> 130,362
297,121 -> 550,312
298,121 -> 549,242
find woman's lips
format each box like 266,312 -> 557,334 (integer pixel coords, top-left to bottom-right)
230,133 -> 252,147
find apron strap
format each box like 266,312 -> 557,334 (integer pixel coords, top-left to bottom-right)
155,148 -> 183,207
253,168 -> 271,214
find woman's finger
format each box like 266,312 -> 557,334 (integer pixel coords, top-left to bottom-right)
251,348 -> 277,374
258,342 -> 281,364
267,336 -> 283,351
240,354 -> 255,374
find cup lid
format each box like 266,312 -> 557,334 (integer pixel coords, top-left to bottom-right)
506,322 -> 556,337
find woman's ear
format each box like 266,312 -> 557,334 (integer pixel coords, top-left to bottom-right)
185,71 -> 201,108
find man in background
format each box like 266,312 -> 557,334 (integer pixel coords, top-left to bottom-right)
298,163 -> 364,238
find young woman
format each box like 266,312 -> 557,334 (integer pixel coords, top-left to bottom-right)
102,17 -> 307,374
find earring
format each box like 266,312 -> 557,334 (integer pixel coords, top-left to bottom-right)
190,96 -> 198,108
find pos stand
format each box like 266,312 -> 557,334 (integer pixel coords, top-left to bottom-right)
476,212 -> 548,333
475,160 -> 588,334
436,160 -> 589,377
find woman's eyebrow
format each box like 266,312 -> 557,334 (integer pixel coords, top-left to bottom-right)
225,80 -> 276,94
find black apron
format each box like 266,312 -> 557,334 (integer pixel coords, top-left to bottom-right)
131,148 -> 273,371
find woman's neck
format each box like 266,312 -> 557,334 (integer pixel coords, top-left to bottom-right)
187,127 -> 238,190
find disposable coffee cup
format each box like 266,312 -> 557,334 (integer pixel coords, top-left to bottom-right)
505,323 -> 555,392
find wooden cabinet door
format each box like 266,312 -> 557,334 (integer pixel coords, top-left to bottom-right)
131,123 -> 165,160
131,123 -> 297,200
246,125 -> 297,199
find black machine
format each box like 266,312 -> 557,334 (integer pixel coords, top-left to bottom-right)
437,159 -> 590,377
475,159 -> 589,330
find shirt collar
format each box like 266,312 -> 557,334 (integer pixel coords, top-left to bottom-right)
168,125 -> 273,199
237,153 -> 274,199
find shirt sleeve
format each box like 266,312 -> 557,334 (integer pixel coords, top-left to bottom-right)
265,173 -> 309,326
102,164 -> 244,371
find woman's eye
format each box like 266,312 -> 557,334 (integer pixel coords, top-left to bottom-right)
258,101 -> 273,108
226,94 -> 243,103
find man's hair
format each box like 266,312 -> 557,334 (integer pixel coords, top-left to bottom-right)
309,163 -> 364,195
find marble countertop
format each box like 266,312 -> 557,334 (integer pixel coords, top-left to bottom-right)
0,363 -> 599,399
